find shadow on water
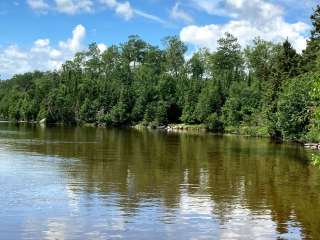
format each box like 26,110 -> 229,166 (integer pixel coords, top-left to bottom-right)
0,122 -> 320,239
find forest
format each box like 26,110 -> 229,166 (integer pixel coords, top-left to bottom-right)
0,6 -> 320,142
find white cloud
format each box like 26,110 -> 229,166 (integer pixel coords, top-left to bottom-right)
4,45 -> 28,60
59,24 -> 86,53
26,0 -> 165,23
27,0 -> 93,15
170,3 -> 193,24
97,43 -> 107,52
34,38 -> 50,48
181,0 -> 310,52
100,0 -> 133,20
54,0 -> 93,15
49,49 -> 63,58
134,10 -> 167,24
31,39 -> 63,60
100,0 -> 165,23
115,1 -> 133,20
0,24 -> 106,79
0,44 -> 60,79
27,0 -> 49,12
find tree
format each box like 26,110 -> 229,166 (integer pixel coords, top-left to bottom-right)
180,78 -> 203,124
188,51 -> 205,80
302,5 -> 320,72
195,81 -> 224,122
222,82 -> 261,127
245,38 -> 278,87
131,65 -> 158,122
277,75 -> 313,139
206,113 -> 224,132
80,98 -> 99,123
163,36 -> 187,77
263,40 -> 300,138
108,87 -> 133,125
0,27 -> 319,142
157,74 -> 181,123
46,85 -> 76,124
210,33 -> 243,88
308,73 -> 320,141
276,40 -> 300,79
121,35 -> 147,68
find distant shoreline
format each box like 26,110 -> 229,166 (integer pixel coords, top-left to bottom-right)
1,120 -> 319,160
0,120 -> 307,142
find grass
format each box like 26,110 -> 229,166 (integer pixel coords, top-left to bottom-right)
311,154 -> 320,167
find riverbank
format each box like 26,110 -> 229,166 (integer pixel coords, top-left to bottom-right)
3,120 -> 320,154
133,123 -> 207,132
305,143 -> 320,150
2,119 -> 320,166
132,124 -> 320,159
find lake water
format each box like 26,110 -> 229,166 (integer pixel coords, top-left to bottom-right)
0,123 -> 320,240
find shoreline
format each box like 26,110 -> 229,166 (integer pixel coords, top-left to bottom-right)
2,120 -> 319,151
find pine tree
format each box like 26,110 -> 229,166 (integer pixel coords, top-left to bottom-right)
264,40 -> 299,138
302,5 -> 320,72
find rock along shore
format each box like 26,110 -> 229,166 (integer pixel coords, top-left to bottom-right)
304,143 -> 320,150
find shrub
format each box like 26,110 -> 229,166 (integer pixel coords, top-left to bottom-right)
206,113 -> 224,132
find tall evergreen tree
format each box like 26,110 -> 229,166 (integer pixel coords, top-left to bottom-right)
264,40 -> 300,138
211,33 -> 243,88
302,5 -> 320,72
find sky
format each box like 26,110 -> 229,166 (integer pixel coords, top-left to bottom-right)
0,0 -> 318,79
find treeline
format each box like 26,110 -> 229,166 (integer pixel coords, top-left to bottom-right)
1,7 -> 320,141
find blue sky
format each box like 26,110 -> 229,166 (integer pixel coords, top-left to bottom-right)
0,0 -> 318,79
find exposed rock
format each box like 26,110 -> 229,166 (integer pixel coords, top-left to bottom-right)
305,143 -> 320,151
39,118 -> 46,125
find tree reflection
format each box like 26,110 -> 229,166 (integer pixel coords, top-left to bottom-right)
2,123 -> 320,239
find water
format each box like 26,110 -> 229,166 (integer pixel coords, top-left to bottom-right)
0,123 -> 320,240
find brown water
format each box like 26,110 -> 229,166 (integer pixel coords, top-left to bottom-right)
0,123 -> 320,240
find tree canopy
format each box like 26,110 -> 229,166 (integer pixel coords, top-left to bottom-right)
1,5 -> 320,142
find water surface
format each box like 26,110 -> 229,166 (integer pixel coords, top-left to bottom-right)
0,123 -> 320,239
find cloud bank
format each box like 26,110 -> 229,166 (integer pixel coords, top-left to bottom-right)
26,0 -> 165,23
180,0 -> 310,52
0,25 -> 106,79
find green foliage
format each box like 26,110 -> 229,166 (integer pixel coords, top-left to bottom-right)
245,38 -> 277,84
180,79 -> 203,124
222,81 -> 261,127
108,87 -> 132,126
80,98 -> 99,123
276,75 -> 313,139
262,40 -> 301,138
312,154 -> 320,167
163,36 -> 187,77
302,5 -> 320,72
307,73 -> 320,141
46,85 -> 76,124
155,100 -> 168,125
1,5 -> 320,143
205,113 -> 223,132
195,80 -> 224,122
210,33 -> 244,88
